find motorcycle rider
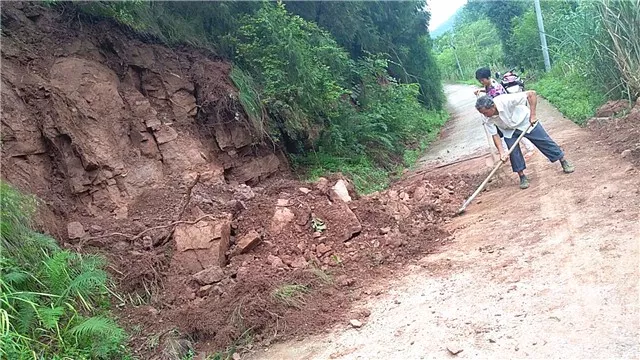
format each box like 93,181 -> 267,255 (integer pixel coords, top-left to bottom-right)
474,67 -> 507,98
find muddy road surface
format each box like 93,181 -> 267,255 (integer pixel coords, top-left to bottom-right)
248,85 -> 640,359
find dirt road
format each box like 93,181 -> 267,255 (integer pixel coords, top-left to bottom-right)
418,85 -> 493,168
248,85 -> 640,359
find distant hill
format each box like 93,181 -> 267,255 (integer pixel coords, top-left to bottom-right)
430,7 -> 463,38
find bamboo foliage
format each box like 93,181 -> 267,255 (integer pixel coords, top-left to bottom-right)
598,0 -> 640,97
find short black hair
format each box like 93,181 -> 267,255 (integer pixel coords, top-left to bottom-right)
475,67 -> 492,80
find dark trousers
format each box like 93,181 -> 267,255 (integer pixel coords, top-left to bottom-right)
503,123 -> 564,173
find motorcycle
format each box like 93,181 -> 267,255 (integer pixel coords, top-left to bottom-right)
495,67 -> 525,94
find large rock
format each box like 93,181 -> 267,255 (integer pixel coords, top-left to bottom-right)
192,266 -> 224,285
174,219 -> 230,269
267,254 -> 285,268
270,205 -> 295,235
171,89 -> 198,120
276,198 -> 290,207
234,230 -> 262,254
174,220 -> 222,251
197,284 -> 213,298
213,122 -> 254,150
446,343 -> 464,355
225,154 -> 281,184
49,57 -> 128,172
67,221 -> 85,239
315,201 -> 362,242
386,200 -> 411,220
154,124 -> 178,144
331,179 -> 352,203
412,185 -> 427,201
157,136 -> 214,175
234,184 -> 255,200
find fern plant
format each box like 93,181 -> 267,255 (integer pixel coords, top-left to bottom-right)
0,182 -> 129,359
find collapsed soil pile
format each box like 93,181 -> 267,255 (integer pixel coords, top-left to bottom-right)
0,3 -> 481,358
116,172 -> 478,357
588,98 -> 640,168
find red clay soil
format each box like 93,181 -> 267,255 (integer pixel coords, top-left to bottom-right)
115,173 -> 480,358
588,98 -> 640,168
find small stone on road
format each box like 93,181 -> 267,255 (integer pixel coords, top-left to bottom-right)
349,319 -> 363,328
447,343 -> 463,355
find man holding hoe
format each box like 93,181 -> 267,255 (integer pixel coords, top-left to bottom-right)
473,67 -> 535,158
475,91 -> 575,189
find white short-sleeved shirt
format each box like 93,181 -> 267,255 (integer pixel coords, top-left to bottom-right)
482,92 -> 537,138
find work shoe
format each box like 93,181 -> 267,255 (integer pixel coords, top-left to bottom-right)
519,176 -> 530,189
560,159 -> 575,173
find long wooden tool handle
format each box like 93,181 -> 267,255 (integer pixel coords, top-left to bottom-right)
458,124 -> 533,213
484,122 -> 499,162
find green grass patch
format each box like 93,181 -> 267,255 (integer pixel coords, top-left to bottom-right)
229,66 -> 269,140
0,182 -> 130,359
293,110 -> 447,195
308,267 -> 333,285
403,123 -> 445,169
293,154 -> 396,194
528,68 -> 606,124
271,284 -> 310,308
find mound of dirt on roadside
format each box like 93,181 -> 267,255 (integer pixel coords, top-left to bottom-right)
117,173 -> 479,357
588,99 -> 640,168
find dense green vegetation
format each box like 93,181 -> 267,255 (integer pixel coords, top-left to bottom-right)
69,1 -> 445,193
0,182 -> 128,359
284,1 -> 444,109
433,18 -> 504,81
433,0 -> 639,122
528,68 -> 605,124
